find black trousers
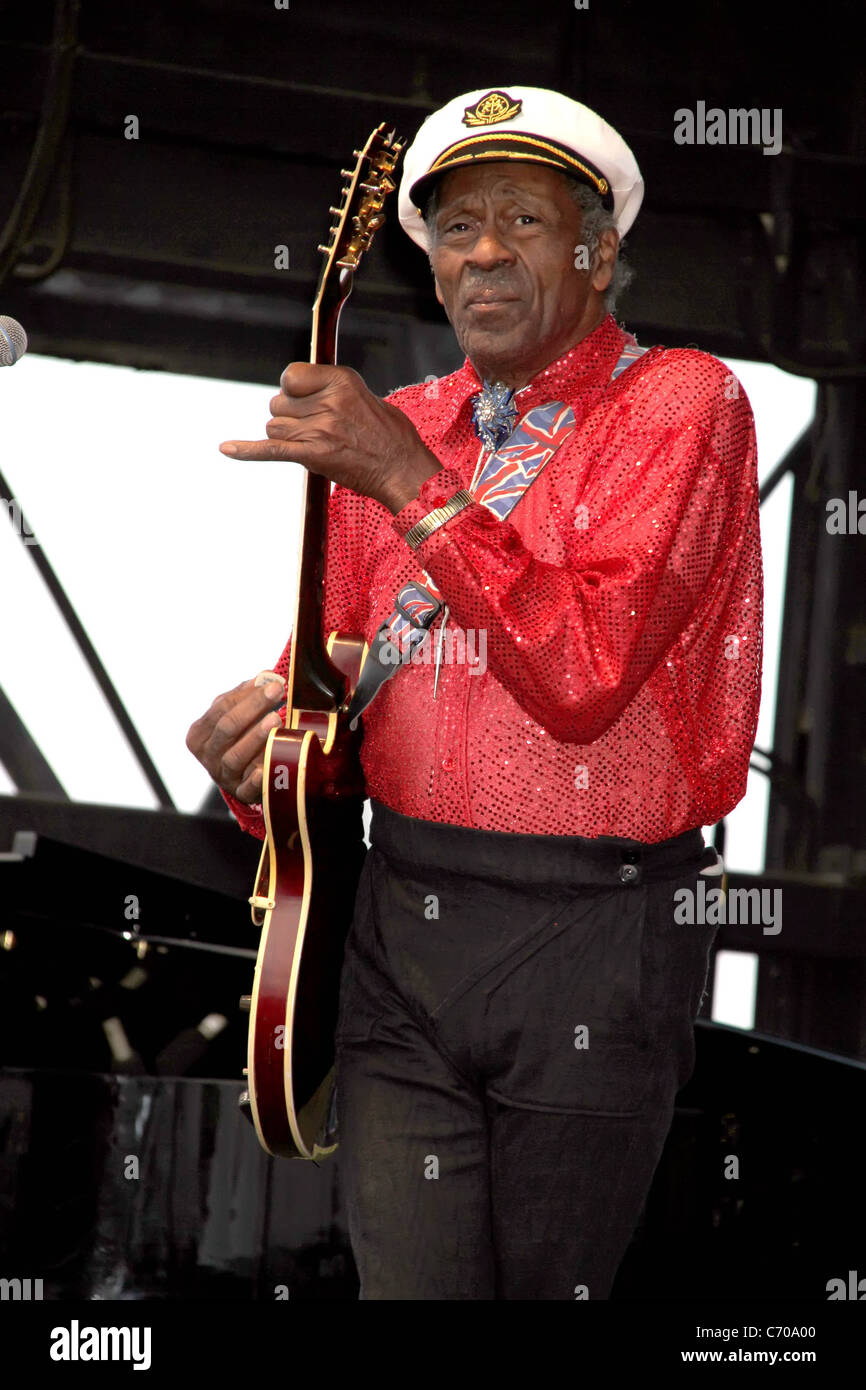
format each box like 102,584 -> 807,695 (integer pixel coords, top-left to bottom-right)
334,799 -> 719,1300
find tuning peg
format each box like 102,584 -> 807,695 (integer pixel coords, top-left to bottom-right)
317,242 -> 332,254
359,181 -> 382,193
329,205 -> 342,215
340,167 -> 354,178
353,148 -> 364,157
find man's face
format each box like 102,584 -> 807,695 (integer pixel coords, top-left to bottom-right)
428,161 -> 616,388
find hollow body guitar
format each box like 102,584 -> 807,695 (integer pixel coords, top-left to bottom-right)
245,125 -> 404,1159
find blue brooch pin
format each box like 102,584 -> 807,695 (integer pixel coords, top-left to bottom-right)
472,379 -> 518,453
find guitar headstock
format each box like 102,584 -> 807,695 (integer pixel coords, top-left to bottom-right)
316,123 -> 405,288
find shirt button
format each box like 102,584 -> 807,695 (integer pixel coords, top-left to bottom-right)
441,756 -> 455,773
619,863 -> 640,885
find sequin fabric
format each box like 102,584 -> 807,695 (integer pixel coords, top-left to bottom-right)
224,312 -> 762,843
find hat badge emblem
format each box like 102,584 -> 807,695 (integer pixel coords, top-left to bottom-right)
462,90 -> 523,127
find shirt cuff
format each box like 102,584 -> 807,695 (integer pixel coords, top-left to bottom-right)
220,786 -> 266,840
391,467 -> 467,541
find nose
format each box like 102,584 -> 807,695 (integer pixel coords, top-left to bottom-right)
467,220 -> 516,269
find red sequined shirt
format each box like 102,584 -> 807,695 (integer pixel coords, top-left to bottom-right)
224,312 -> 762,843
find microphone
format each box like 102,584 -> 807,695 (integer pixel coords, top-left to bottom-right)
0,316 -> 28,366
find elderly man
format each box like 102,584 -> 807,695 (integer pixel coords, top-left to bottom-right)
187,86 -> 762,1300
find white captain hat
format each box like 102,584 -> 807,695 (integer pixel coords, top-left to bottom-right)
398,85 -> 643,253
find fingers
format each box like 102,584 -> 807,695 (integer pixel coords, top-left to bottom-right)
228,686 -> 295,802
187,679 -> 279,757
207,682 -> 283,758
216,706 -> 283,791
268,390 -> 323,419
219,426 -> 329,462
233,741 -> 274,805
186,676 -> 287,796
279,362 -> 349,397
233,762 -> 265,806
219,433 -> 336,470
220,364 -> 364,463
219,437 -> 283,460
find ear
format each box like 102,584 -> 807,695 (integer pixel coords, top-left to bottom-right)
591,228 -> 619,293
432,268 -> 445,308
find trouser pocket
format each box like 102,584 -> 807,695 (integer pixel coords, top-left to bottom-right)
639,872 -> 721,1092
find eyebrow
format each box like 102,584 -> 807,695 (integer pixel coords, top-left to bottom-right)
436,185 -> 548,219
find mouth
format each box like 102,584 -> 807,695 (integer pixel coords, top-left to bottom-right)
464,296 -> 520,311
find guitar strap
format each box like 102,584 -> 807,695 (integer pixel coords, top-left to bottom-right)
346,339 -> 649,725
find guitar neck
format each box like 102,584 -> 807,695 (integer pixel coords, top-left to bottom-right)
285,125 -> 403,717
289,473 -> 344,711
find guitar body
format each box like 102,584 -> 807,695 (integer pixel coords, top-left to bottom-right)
247,634 -> 367,1160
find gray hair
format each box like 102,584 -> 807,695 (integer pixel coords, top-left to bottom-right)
564,179 -> 634,312
423,171 -> 634,313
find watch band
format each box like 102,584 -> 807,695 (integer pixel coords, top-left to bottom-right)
404,488 -> 474,551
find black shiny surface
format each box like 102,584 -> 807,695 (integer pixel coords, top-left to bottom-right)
0,1070 -> 357,1300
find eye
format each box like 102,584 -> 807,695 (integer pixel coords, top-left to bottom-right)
443,220 -> 471,234
516,214 -> 539,225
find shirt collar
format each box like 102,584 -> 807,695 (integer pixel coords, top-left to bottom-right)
436,312 -> 630,435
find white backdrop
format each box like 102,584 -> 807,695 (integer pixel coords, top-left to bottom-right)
0,351 -> 814,871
